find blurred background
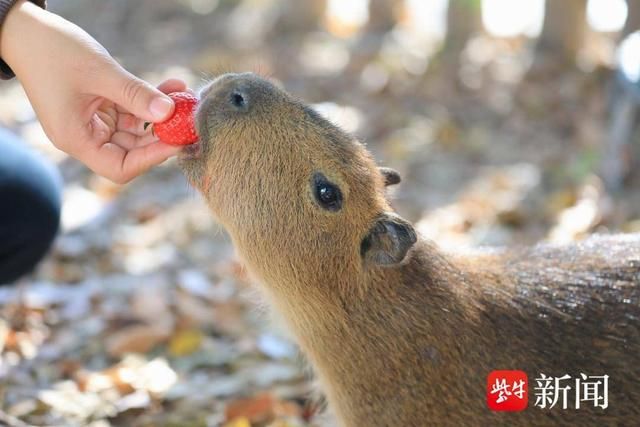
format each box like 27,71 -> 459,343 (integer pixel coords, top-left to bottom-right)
1,0 -> 639,425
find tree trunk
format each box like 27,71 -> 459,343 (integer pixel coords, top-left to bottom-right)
623,0 -> 640,37
274,0 -> 326,34
443,0 -> 482,56
536,0 -> 588,64
366,0 -> 399,34
347,0 -> 401,73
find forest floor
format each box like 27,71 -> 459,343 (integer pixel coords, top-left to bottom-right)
1,1 -> 639,426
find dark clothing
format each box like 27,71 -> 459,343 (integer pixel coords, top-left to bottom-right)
0,128 -> 61,284
0,0 -> 62,284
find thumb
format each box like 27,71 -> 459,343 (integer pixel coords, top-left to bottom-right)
98,64 -> 175,123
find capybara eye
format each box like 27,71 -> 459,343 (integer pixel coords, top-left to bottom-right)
313,173 -> 342,212
230,91 -> 248,110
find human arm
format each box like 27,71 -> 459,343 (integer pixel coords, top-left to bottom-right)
0,0 -> 184,183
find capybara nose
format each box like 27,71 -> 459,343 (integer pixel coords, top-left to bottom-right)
199,73 -> 252,113
228,88 -> 249,112
199,73 -> 238,99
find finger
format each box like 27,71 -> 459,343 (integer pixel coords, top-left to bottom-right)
115,79 -> 189,135
97,63 -> 175,123
108,131 -> 138,150
78,141 -> 181,184
72,141 -> 127,182
117,142 -> 183,183
111,131 -> 157,150
116,112 -> 149,136
157,78 -> 188,94
113,78 -> 188,115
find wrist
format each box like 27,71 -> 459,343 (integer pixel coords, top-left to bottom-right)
0,0 -> 47,68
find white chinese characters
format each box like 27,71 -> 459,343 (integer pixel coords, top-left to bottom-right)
490,378 -> 526,403
534,373 -> 609,410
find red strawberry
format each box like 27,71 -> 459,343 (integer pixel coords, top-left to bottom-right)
149,92 -> 199,146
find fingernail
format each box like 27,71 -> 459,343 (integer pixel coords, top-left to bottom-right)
149,96 -> 173,120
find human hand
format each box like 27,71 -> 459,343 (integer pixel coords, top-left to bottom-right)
0,0 -> 185,183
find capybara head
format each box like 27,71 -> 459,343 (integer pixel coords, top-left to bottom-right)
180,73 -> 416,288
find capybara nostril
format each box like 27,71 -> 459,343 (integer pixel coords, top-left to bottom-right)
229,89 -> 248,111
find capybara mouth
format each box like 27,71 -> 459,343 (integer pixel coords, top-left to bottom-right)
179,141 -> 202,159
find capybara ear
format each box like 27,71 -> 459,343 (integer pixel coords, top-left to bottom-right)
379,167 -> 401,187
361,213 -> 417,266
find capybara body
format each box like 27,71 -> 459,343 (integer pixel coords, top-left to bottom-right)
180,73 -> 640,426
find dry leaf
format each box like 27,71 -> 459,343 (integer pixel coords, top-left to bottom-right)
273,400 -> 303,418
131,285 -> 170,323
224,417 -> 251,427
168,329 -> 203,357
105,324 -> 170,357
175,291 -> 217,329
225,393 -> 277,424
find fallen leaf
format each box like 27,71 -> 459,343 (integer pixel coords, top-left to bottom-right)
168,329 -> 203,357
273,400 -> 303,418
118,356 -> 178,395
131,284 -> 170,324
224,417 -> 251,427
175,292 -> 217,329
225,393 -> 277,424
105,324 -> 170,357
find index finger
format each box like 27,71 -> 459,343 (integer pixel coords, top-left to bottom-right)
157,78 -> 188,95
115,78 -> 191,135
78,141 -> 181,183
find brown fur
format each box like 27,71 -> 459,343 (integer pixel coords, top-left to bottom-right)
180,73 -> 640,426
